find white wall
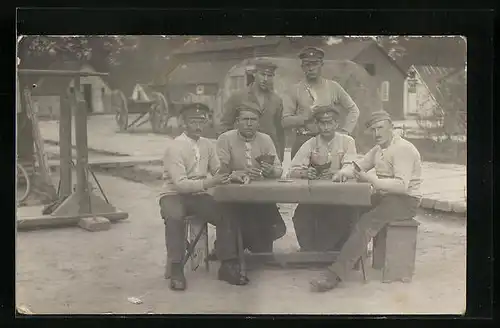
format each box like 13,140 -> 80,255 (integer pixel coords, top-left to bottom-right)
32,95 -> 60,118
403,71 -> 439,119
68,65 -> 112,113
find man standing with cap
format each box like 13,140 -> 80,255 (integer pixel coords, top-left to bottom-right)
282,46 -> 360,158
219,58 -> 285,160
309,110 -> 422,292
289,104 -> 358,252
160,102 -> 249,291
217,101 -> 287,253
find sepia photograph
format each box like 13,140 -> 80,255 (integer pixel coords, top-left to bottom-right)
15,35 -> 467,315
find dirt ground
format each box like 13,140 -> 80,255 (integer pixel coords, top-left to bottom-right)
16,173 -> 466,315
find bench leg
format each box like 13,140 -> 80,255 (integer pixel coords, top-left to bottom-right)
183,220 -> 209,272
372,227 -> 387,270
382,222 -> 419,283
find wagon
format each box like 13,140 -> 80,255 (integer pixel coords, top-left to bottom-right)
216,57 -> 384,153
110,83 -> 170,133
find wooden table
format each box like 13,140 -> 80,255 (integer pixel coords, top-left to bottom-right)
213,179 -> 372,269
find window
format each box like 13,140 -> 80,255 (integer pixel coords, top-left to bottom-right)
380,81 -> 390,102
364,63 -> 376,76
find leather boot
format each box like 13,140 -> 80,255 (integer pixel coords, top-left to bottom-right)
218,260 -> 249,286
169,263 -> 187,291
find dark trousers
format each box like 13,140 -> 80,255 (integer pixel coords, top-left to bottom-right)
328,194 -> 420,281
160,194 -> 239,264
223,203 -> 284,253
292,205 -> 355,252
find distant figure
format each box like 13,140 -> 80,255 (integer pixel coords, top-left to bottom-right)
309,110 -> 422,293
282,47 -> 360,157
219,59 -> 285,160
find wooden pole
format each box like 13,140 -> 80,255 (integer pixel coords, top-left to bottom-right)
59,90 -> 72,197
73,76 -> 91,213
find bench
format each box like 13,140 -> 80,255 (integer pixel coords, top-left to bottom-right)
369,218 -> 420,283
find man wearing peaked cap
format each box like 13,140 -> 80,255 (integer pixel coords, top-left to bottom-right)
219,57 -> 285,160
298,46 -> 325,61
282,46 -> 360,158
216,99 -> 287,255
159,100 -> 250,291
309,109 -> 424,293
289,103 -> 358,253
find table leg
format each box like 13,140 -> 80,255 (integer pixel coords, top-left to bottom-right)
237,227 -> 246,276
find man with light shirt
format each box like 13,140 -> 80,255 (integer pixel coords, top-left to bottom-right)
289,104 -> 358,252
309,110 -> 422,292
160,102 -> 249,291
217,101 -> 286,253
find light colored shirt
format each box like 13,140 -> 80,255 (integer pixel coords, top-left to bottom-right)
290,133 -> 357,176
282,78 -> 360,134
216,129 -> 282,176
160,133 -> 219,196
358,134 -> 422,198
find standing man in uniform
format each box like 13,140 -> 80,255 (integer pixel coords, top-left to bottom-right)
309,110 -> 422,292
289,104 -> 358,252
282,47 -> 360,158
160,102 -> 249,291
217,102 -> 286,253
219,58 -> 285,160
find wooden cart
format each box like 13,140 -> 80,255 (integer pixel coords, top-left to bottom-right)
110,86 -> 170,133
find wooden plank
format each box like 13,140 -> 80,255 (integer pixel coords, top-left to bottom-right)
187,219 -> 209,273
244,251 -> 339,268
16,210 -> 128,231
59,91 -> 72,197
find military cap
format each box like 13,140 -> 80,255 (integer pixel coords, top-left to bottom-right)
236,101 -> 262,117
179,102 -> 210,118
253,58 -> 278,74
298,46 -> 325,61
312,104 -> 340,120
365,110 -> 392,128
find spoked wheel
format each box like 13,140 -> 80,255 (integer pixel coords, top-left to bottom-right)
112,90 -> 129,132
149,92 -> 169,133
16,163 -> 31,204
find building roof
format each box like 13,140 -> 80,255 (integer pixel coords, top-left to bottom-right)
412,65 -> 465,109
167,60 -> 242,85
323,40 -> 407,76
31,61 -> 110,96
171,37 -> 284,55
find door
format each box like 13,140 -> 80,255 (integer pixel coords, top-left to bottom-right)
82,84 -> 93,113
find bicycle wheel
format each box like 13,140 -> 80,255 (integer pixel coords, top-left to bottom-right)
16,163 -> 31,203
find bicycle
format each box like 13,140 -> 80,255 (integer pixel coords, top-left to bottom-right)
16,162 -> 31,204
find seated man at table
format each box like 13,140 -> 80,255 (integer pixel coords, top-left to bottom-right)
160,102 -> 249,291
216,101 -> 287,253
289,104 -> 358,252
309,110 -> 422,292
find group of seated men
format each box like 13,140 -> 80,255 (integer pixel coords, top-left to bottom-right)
159,97 -> 423,293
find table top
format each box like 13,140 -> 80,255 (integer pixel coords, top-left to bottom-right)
213,179 -> 372,206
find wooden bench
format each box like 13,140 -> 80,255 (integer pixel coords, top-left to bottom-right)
165,215 -> 210,279
370,218 -> 420,283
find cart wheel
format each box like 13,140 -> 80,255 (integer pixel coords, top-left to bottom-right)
150,92 -> 169,133
16,163 -> 31,204
112,90 -> 129,132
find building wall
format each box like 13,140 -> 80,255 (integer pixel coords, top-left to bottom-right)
68,66 -> 112,113
403,73 -> 438,119
354,44 -> 406,120
168,83 -> 219,102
